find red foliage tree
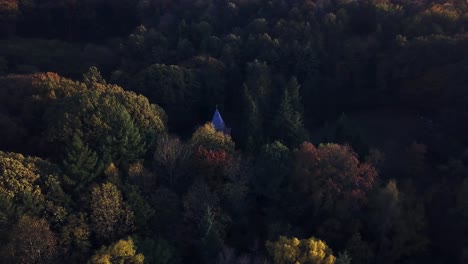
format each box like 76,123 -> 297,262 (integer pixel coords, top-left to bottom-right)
194,146 -> 233,189
293,142 -> 377,213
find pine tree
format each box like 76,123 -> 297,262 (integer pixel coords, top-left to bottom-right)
62,134 -> 103,194
83,66 -> 106,87
241,85 -> 263,151
273,89 -> 307,147
101,109 -> 146,165
286,77 -> 303,115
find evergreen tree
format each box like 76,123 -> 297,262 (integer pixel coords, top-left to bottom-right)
241,85 -> 262,152
336,252 -> 352,264
273,89 -> 307,147
62,134 -> 103,195
83,66 -> 106,87
101,107 -> 146,165
286,77 -> 303,115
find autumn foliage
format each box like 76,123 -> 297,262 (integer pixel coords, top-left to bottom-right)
293,142 -> 377,211
194,145 -> 233,189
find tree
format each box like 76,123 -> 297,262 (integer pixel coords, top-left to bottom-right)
127,162 -> 157,194
0,151 -> 65,219
293,142 -> 377,214
89,237 -> 144,264
273,88 -> 307,147
266,236 -> 336,264
190,123 -> 235,152
253,141 -> 291,201
333,113 -> 368,156
36,72 -> 166,159
345,232 -> 374,264
133,64 -> 198,130
244,60 -> 273,131
241,85 -> 263,151
136,237 -> 179,264
183,181 -> 227,262
100,107 -> 146,165
43,91 -> 149,165
368,180 -> 427,264
153,135 -> 191,188
1,215 -> 57,264
286,77 -> 303,115
185,56 -> 226,119
0,151 -> 42,201
62,134 -> 103,195
124,185 -> 155,234
90,183 -> 134,242
0,194 -> 14,246
150,187 -> 182,238
83,66 -> 106,87
60,213 -> 91,263
193,146 -> 233,190
335,252 -> 352,264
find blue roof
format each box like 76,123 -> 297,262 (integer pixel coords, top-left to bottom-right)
212,109 -> 226,131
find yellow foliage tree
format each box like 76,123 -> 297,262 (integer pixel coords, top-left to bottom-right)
90,183 -> 134,242
190,123 -> 234,152
266,236 -> 336,264
89,237 -> 144,264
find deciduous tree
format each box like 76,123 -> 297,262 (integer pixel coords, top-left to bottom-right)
266,236 -> 336,264
1,215 -> 57,264
90,183 -> 134,242
89,237 -> 144,264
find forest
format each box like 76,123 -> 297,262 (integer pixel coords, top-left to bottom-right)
1,0 -> 468,263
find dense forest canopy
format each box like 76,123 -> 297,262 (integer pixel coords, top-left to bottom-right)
1,0 -> 468,263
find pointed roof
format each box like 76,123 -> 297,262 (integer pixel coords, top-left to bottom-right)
212,107 -> 226,132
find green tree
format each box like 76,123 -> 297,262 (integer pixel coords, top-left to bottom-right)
253,141 -> 291,200
0,194 -> 14,244
44,91 -> 149,165
150,187 -> 182,238
241,85 -> 263,151
60,213 -> 91,263
100,108 -> 146,165
136,238 -> 179,264
83,66 -> 107,87
183,181 -> 226,262
62,134 -> 103,195
273,89 -> 307,147
286,77 -> 303,115
123,185 -> 155,234
335,252 -> 352,264
133,64 -> 198,129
